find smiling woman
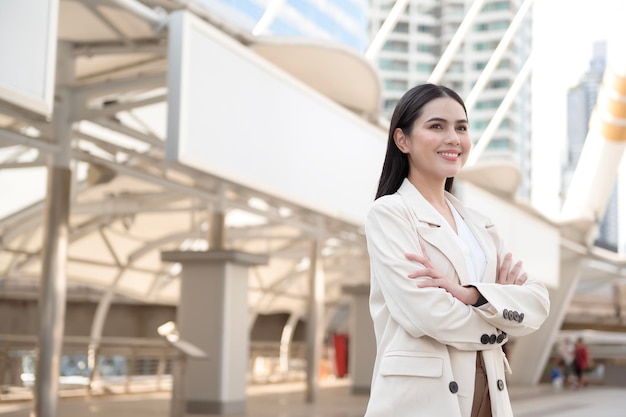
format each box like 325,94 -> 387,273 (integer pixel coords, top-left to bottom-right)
362,84 -> 550,417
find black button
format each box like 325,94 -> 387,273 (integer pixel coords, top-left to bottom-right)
497,333 -> 505,343
489,334 -> 497,344
519,313 -> 524,323
503,309 -> 509,320
497,379 -> 505,391
449,381 -> 458,393
481,334 -> 490,344
513,311 -> 520,321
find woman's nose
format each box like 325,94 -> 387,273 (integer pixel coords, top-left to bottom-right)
444,129 -> 460,144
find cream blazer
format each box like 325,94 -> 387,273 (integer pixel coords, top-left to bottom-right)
363,179 -> 550,417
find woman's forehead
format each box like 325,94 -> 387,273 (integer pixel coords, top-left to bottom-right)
419,97 -> 467,120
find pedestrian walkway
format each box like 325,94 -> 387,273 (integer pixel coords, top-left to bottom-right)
0,379 -> 625,417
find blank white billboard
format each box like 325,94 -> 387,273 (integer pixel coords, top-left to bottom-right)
0,0 -> 59,117
166,11 -> 386,225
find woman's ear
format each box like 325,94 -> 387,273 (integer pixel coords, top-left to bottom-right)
393,128 -> 409,153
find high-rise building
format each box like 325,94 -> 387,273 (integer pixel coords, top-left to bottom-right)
369,0 -> 533,198
197,0 -> 370,52
564,41 -> 622,252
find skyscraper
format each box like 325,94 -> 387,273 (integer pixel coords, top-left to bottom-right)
564,41 -> 622,252
369,0 -> 533,197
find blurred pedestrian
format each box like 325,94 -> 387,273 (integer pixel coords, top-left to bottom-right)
557,338 -> 574,387
573,337 -> 591,388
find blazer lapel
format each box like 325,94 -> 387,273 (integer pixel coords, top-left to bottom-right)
397,179 -> 473,286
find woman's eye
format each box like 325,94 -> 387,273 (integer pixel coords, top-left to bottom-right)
457,125 -> 468,131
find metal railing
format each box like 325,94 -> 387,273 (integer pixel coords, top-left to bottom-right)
0,334 -> 176,401
0,335 -> 310,401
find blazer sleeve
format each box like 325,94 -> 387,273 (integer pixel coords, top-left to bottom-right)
366,199 -> 505,351
469,224 -> 550,337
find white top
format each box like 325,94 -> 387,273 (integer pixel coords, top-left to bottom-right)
440,200 -> 487,283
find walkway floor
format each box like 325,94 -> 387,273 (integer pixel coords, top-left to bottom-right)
1,380 -> 625,417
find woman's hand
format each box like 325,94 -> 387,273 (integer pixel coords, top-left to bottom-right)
405,241 -> 480,305
497,253 -> 527,286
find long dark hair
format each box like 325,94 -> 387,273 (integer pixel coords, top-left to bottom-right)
375,83 -> 467,199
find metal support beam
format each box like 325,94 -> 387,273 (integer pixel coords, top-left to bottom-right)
467,54 -> 534,166
252,0 -> 285,36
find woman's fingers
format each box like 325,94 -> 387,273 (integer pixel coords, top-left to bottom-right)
405,252 -> 426,263
515,272 -> 528,286
497,252 -> 527,285
508,260 -> 523,283
497,253 -> 512,284
408,269 -> 432,279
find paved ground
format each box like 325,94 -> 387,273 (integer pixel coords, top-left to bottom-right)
1,380 -> 625,417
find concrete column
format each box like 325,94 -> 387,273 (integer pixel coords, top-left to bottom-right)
305,239 -> 324,403
342,284 -> 376,395
161,250 -> 267,415
508,246 -> 584,385
34,41 -> 73,417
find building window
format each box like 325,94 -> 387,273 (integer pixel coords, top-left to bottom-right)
474,21 -> 509,31
488,138 -> 511,149
417,44 -> 436,53
383,40 -> 409,52
474,62 -> 486,70
393,22 -> 409,33
476,100 -> 501,109
384,99 -> 399,111
488,79 -> 510,89
417,24 -> 435,34
482,1 -> 510,12
385,79 -> 409,91
473,120 -> 489,130
416,62 -> 434,73
380,58 -> 409,71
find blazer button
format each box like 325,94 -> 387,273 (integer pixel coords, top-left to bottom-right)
489,334 -> 497,344
497,333 -> 505,343
518,313 -> 525,323
481,334 -> 490,344
503,309 -> 509,320
449,381 -> 459,394
497,379 -> 505,391
513,311 -> 520,322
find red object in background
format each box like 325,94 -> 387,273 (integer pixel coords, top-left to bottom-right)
333,333 -> 349,377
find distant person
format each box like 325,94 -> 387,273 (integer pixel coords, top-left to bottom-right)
556,338 -> 575,386
574,337 -> 591,388
363,84 -> 550,417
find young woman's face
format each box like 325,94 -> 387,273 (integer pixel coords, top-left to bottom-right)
394,97 -> 471,182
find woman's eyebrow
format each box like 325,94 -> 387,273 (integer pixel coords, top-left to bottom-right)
424,116 -> 468,124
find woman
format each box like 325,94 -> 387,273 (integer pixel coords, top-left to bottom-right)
363,84 -> 550,417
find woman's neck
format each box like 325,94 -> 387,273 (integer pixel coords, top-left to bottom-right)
407,173 -> 447,207
408,174 -> 456,233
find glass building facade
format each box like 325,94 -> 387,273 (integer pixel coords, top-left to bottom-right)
198,0 -> 370,52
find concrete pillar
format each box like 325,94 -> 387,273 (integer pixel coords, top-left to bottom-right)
34,41 -> 73,417
305,239 -> 324,403
161,250 -> 267,415
342,284 -> 376,395
508,246 -> 584,385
